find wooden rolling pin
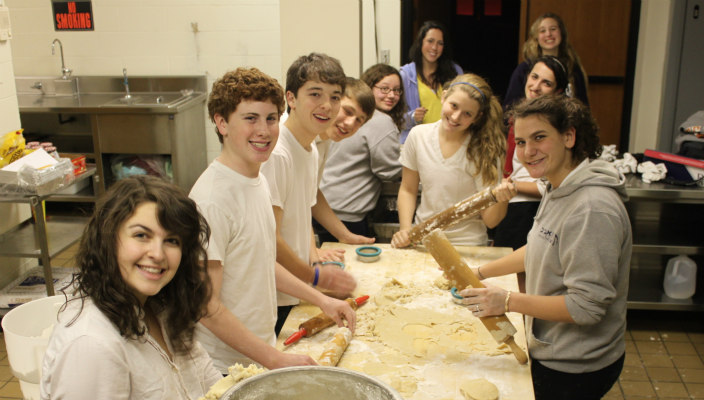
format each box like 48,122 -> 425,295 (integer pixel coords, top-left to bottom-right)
283,295 -> 369,346
407,186 -> 497,245
317,327 -> 353,366
422,230 -> 528,364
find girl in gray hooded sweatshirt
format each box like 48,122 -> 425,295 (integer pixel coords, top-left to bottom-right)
458,95 -> 632,400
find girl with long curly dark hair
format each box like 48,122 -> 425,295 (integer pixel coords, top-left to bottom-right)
41,175 -> 220,399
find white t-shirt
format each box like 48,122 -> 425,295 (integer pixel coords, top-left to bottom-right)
41,298 -> 221,400
189,160 -> 278,372
509,150 -> 546,203
400,121 -> 499,245
261,124 -> 318,306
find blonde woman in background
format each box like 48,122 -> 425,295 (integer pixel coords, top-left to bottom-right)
503,12 -> 589,109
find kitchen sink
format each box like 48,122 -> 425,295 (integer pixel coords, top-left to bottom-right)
101,93 -> 193,108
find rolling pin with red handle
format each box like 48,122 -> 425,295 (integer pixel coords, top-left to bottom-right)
283,295 -> 369,346
422,230 -> 528,364
407,186 -> 498,245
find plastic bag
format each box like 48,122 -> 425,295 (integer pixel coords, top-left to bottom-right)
0,129 -> 26,168
110,155 -> 172,182
16,159 -> 74,195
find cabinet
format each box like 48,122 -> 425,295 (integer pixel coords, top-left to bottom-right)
0,167 -> 97,296
17,75 -> 208,194
625,175 -> 704,310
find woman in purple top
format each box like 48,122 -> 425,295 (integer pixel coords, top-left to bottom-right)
399,20 -> 462,143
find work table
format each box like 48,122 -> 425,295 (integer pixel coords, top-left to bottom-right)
277,243 -> 533,399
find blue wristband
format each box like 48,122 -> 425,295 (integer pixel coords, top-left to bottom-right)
312,266 -> 320,287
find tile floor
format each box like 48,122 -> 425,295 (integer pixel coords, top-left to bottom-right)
0,243 -> 702,399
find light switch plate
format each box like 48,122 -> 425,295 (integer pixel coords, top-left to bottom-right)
380,49 -> 390,64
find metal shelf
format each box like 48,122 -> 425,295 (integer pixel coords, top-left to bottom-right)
625,175 -> 704,203
0,167 -> 96,296
626,176 -> 704,311
627,269 -> 704,311
0,216 -> 88,257
632,243 -> 703,256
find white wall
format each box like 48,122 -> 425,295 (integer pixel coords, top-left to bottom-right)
361,0 -> 402,71
628,0 -> 674,153
6,0 -> 282,163
279,0 -> 401,85
280,0 -> 363,84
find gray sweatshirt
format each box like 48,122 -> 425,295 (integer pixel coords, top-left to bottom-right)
525,159 -> 632,373
320,110 -> 402,222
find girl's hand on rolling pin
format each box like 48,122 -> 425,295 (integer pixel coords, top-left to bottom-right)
494,179 -> 518,203
413,107 -> 427,123
391,229 -> 412,248
317,247 -> 345,262
273,352 -> 318,368
459,284 -> 507,318
317,264 -> 357,296
319,297 -> 356,333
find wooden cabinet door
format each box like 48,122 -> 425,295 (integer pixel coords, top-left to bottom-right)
521,0 -> 632,149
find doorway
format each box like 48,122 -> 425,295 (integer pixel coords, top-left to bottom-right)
402,0 -> 639,151
401,0 -> 521,100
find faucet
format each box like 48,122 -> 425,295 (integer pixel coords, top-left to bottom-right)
51,39 -> 72,80
122,68 -> 132,99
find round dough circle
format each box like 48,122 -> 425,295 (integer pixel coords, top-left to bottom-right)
459,378 -> 499,400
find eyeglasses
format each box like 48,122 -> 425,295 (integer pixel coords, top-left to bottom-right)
374,86 -> 403,96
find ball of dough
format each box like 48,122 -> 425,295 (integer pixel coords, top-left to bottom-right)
459,378 -> 499,400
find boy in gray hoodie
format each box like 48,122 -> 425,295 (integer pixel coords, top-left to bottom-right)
458,95 -> 631,400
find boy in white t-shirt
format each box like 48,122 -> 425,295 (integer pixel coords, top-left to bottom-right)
189,67 -> 355,373
260,53 -> 358,333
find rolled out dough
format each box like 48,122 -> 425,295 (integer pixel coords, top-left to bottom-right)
460,378 -> 499,400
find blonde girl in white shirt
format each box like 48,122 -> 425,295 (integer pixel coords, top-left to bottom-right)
392,73 -> 516,247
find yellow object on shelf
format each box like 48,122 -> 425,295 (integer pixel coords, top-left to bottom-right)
0,129 -> 25,168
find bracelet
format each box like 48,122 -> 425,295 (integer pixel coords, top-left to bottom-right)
477,266 -> 486,280
505,291 -> 512,313
312,266 -> 320,287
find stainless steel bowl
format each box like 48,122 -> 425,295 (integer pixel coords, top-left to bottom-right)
219,366 -> 403,400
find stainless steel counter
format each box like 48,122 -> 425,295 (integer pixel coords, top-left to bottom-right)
16,75 -> 207,114
17,92 -> 207,114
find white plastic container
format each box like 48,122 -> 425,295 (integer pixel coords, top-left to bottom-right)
1,295 -> 64,400
663,255 -> 697,299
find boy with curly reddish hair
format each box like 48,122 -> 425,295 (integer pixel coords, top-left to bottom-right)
190,67 -> 355,372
